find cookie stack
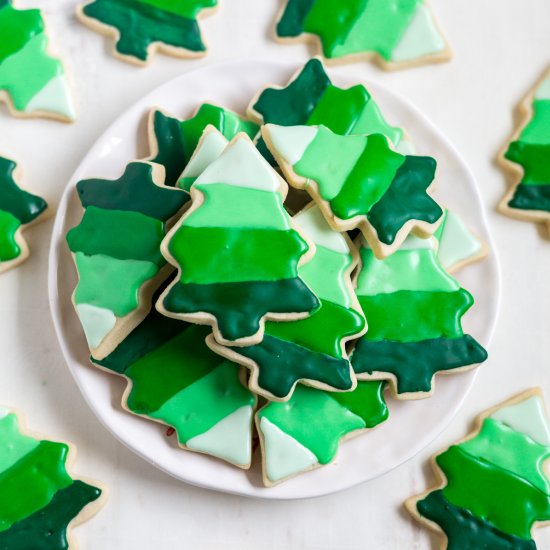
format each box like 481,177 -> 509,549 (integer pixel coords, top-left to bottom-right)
67,59 -> 488,487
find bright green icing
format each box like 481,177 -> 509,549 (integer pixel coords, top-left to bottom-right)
0,441 -> 72,532
518,100 -> 550,145
0,210 -> 20,261
0,3 -> 43,62
74,253 -> 158,317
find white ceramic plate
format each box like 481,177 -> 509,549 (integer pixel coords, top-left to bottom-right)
48,59 -> 500,499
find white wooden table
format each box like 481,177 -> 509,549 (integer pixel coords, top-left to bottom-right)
1,1 -> 549,547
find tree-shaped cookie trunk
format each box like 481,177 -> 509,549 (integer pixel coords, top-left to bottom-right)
158,134 -> 319,346
66,161 -> 188,359
262,123 -> 443,258
0,0 -> 75,121
499,66 -> 550,228
248,58 -> 406,162
209,204 -> 365,401
0,155 -> 48,273
276,0 -> 450,70
0,409 -> 104,548
147,103 -> 259,185
77,0 -> 218,65
407,388 -> 550,549
93,282 -> 257,468
352,234 -> 487,399
257,381 -> 388,486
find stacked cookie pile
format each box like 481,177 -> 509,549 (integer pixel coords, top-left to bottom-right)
67,59 -> 488,487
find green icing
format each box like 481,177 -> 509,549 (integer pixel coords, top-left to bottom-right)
185,184 -> 290,230
150,104 -> 259,185
0,157 -> 47,225
505,142 -> 550,185
230,333 -> 354,399
162,277 -> 320,343
151,362 -> 255,442
73,253 -> 158,316
67,206 -> 165,265
366,155 -> 441,244
82,0 -> 206,61
357,247 -> 458,295
459,418 -> 550,495
0,3 -> 44,62
135,0 -> 216,19
76,162 -> 188,220
439,445 -> 550,539
276,0 -> 315,38
265,299 -> 364,358
0,441 -> 72,533
358,289 -> 472,341
0,210 -> 21,261
258,384 -> 365,464
297,246 -> 352,306
509,184 -> 550,212
331,380 -> 388,427
518,100 -> 550,145
0,33 -> 63,110
417,490 -> 537,550
0,414 -> 38,474
352,335 -> 488,394
124,324 -> 218,413
169,226 -> 307,284
0,480 -> 102,550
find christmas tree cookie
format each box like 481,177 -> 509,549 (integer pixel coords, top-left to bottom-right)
0,155 -> 48,273
209,204 -> 365,401
499,66 -> 550,229
0,408 -> 104,549
157,134 -> 319,346
77,0 -> 218,65
407,388 -> 550,549
66,161 -> 187,359
257,381 -> 388,486
0,0 -> 75,121
262,123 -> 443,257
147,103 -> 259,186
93,290 -> 257,468
352,234 -> 487,399
248,58 -> 405,161
275,0 -> 451,70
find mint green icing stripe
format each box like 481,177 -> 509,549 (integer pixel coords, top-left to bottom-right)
0,414 -> 38,474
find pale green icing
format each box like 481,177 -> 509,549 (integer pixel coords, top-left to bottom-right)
299,246 -> 352,307
184,184 -> 290,231
24,73 -> 75,120
391,3 -> 445,62
194,137 -> 281,192
74,252 -> 158,316
299,127 -> 367,201
293,205 -> 348,254
0,414 -> 38,474
186,405 -> 253,467
357,247 -> 459,295
75,303 -> 116,348
177,129 -> 229,192
459,418 -> 550,495
535,75 -> 550,100
491,396 -> 550,447
151,362 -> 254,443
260,417 -> 317,483
436,210 -> 482,271
264,124 -> 317,166
353,100 -> 403,145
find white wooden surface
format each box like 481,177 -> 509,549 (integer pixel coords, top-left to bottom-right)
1,1 -> 549,548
